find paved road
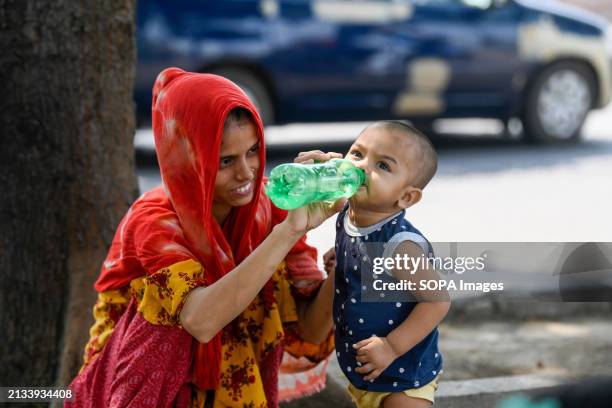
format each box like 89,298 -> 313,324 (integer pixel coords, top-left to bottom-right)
136,106 -> 612,265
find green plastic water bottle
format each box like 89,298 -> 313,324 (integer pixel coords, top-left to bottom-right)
265,159 -> 366,210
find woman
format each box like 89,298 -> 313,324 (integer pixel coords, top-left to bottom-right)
68,68 -> 342,407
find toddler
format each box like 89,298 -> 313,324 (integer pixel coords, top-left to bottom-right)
298,121 -> 450,408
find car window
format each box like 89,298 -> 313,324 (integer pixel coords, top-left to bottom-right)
410,0 -> 508,9
312,0 -> 414,24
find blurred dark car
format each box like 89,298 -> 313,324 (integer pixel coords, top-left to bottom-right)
135,0 -> 612,143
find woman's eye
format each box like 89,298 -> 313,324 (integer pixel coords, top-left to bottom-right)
249,144 -> 259,154
378,162 -> 390,172
220,158 -> 233,167
351,151 -> 362,158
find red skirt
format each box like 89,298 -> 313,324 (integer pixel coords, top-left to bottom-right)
67,300 -> 194,407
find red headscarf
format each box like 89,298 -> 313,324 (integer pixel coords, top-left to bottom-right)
94,68 -> 321,390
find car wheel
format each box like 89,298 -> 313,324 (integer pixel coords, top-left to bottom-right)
522,61 -> 595,144
210,68 -> 274,125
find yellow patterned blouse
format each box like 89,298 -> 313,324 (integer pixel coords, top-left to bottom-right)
82,259 -> 334,408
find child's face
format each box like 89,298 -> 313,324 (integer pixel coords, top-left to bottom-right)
345,126 -> 421,213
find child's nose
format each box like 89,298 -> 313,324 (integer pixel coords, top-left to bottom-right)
355,161 -> 370,174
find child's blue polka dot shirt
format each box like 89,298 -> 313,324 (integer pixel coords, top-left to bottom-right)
333,205 -> 442,392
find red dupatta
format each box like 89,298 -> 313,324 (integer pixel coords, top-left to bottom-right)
94,68 -> 321,390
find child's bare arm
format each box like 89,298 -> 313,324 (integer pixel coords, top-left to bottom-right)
387,300 -> 450,355
354,241 -> 450,381
387,239 -> 450,353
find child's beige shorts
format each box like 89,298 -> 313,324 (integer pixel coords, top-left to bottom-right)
347,377 -> 438,408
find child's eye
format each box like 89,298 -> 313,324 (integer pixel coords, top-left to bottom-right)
351,151 -> 362,159
220,157 -> 233,168
378,161 -> 390,172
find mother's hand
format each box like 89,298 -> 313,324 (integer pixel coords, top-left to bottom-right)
285,198 -> 346,235
284,150 -> 346,235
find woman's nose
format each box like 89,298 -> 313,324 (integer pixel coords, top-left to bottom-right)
236,158 -> 254,181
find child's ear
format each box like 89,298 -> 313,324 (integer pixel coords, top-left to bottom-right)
398,186 -> 422,209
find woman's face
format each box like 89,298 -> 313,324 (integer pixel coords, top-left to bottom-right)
212,118 -> 261,223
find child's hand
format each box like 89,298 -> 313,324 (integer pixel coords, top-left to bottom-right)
353,336 -> 400,381
294,150 -> 343,164
323,247 -> 336,275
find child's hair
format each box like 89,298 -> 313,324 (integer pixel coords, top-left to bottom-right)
224,107 -> 253,128
367,120 -> 438,189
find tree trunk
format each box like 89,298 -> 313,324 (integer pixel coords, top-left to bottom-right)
0,0 -> 139,389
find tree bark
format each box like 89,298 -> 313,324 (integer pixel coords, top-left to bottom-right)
0,0 -> 138,389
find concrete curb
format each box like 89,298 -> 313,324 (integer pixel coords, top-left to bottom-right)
435,373 -> 568,407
